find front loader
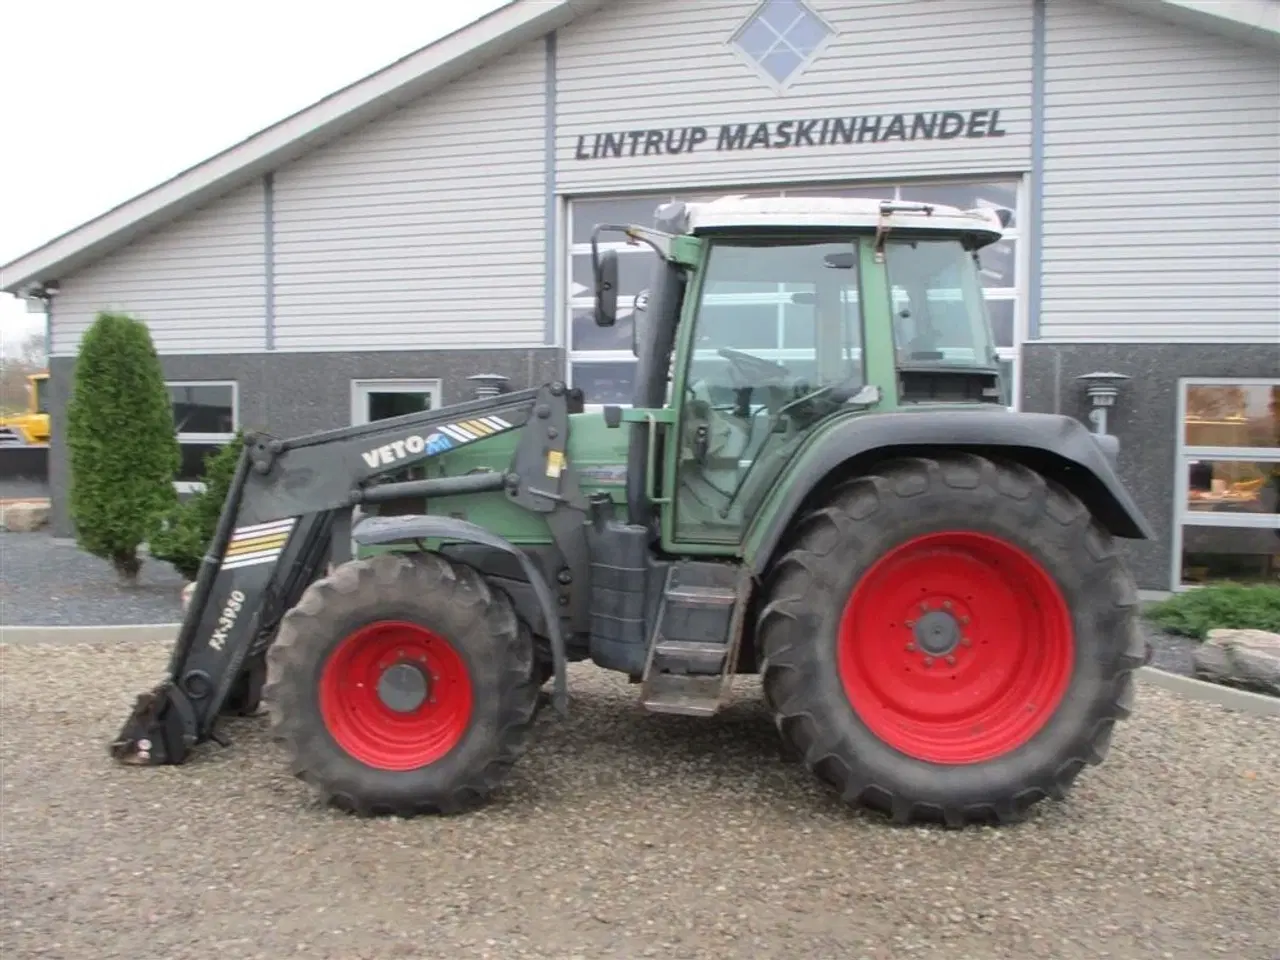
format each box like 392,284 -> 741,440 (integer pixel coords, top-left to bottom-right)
112,195 -> 1155,827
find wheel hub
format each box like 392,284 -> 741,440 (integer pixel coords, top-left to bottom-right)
318,620 -> 474,771
913,609 -> 961,657
837,531 -> 1075,765
377,662 -> 430,713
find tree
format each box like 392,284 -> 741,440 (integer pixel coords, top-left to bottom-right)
66,312 -> 181,584
0,333 -> 47,414
150,432 -> 246,581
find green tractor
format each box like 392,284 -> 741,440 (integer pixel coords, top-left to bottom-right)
113,196 -> 1153,827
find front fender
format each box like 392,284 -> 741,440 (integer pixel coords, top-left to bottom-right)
352,514 -> 568,716
742,409 -> 1155,576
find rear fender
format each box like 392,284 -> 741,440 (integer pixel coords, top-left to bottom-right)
351,514 -> 568,715
743,409 -> 1155,577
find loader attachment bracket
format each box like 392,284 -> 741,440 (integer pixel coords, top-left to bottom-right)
109,678 -> 200,765
352,514 -> 571,716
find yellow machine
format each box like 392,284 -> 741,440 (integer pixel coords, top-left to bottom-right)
0,372 -> 50,446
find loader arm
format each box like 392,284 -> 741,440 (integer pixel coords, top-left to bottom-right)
111,382 -> 588,767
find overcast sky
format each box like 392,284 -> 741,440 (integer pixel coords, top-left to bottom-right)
0,0 -> 509,356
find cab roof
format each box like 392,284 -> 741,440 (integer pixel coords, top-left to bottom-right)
665,195 -> 1007,248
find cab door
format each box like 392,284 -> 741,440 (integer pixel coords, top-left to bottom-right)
660,235 -> 870,551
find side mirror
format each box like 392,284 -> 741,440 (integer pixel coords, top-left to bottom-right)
631,289 -> 649,357
594,250 -> 619,328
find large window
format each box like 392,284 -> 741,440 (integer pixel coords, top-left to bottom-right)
168,381 -> 237,489
566,177 -> 1022,406
1173,379 -> 1280,588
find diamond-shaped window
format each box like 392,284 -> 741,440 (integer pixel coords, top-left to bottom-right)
730,0 -> 835,86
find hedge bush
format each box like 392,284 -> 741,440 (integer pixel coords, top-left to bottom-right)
66,312 -> 180,583
1145,582 -> 1280,640
150,432 -> 246,581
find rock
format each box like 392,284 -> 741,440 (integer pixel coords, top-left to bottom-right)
1,501 -> 50,533
1192,628 -> 1280,696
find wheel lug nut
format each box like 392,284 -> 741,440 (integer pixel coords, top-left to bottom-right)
906,642 -> 916,652
946,655 -> 956,665
961,637 -> 972,646
923,657 -> 934,667
905,620 -> 915,627
960,616 -> 970,625
943,601 -> 952,610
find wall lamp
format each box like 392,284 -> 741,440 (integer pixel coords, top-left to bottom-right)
1075,371 -> 1131,437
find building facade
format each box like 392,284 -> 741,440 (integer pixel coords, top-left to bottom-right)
3,0 -> 1277,591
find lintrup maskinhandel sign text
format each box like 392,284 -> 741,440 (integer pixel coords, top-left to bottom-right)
572,108 -> 1008,160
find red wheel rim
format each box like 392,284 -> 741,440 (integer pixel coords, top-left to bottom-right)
318,620 -> 473,771
838,531 -> 1074,765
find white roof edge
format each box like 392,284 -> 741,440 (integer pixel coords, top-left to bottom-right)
0,0 -> 610,295
681,196 -> 1006,244
1094,0 -> 1280,50
2,0 -> 1271,295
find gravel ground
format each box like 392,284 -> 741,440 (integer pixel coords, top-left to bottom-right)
0,531 -> 184,627
1,641 -> 1278,960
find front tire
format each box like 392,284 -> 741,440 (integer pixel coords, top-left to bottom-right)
263,551 -> 540,817
757,453 -> 1146,827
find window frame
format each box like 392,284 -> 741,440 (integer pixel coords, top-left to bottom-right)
726,0 -> 839,93
166,379 -> 239,444
1170,376 -> 1280,590
166,379 -> 239,494
349,378 -> 443,425
565,175 -> 1024,411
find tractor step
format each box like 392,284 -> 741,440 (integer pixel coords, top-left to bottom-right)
640,673 -> 724,717
664,587 -> 737,606
639,562 -> 751,718
653,640 -> 730,669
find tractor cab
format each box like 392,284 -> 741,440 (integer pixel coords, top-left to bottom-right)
590,195 -> 1012,545
30,372 -> 49,415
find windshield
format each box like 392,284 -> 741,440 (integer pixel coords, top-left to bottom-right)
884,237 -> 998,370
686,238 -> 863,403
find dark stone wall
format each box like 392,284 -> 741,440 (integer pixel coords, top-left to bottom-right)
47,348 -> 562,536
46,340 -> 1279,592
1020,342 -> 1280,591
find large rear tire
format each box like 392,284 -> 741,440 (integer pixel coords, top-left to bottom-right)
262,551 -> 540,817
757,453 -> 1146,827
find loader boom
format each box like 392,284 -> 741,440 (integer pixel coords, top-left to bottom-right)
111,382 -> 587,766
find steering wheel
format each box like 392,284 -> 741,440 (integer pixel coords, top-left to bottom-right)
716,347 -> 792,389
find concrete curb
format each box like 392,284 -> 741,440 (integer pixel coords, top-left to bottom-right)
0,623 -> 180,645
0,625 -> 1277,717
1136,665 -> 1280,718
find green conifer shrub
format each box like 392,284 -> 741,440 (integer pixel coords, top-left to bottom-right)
65,311 -> 180,583
150,432 -> 246,581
